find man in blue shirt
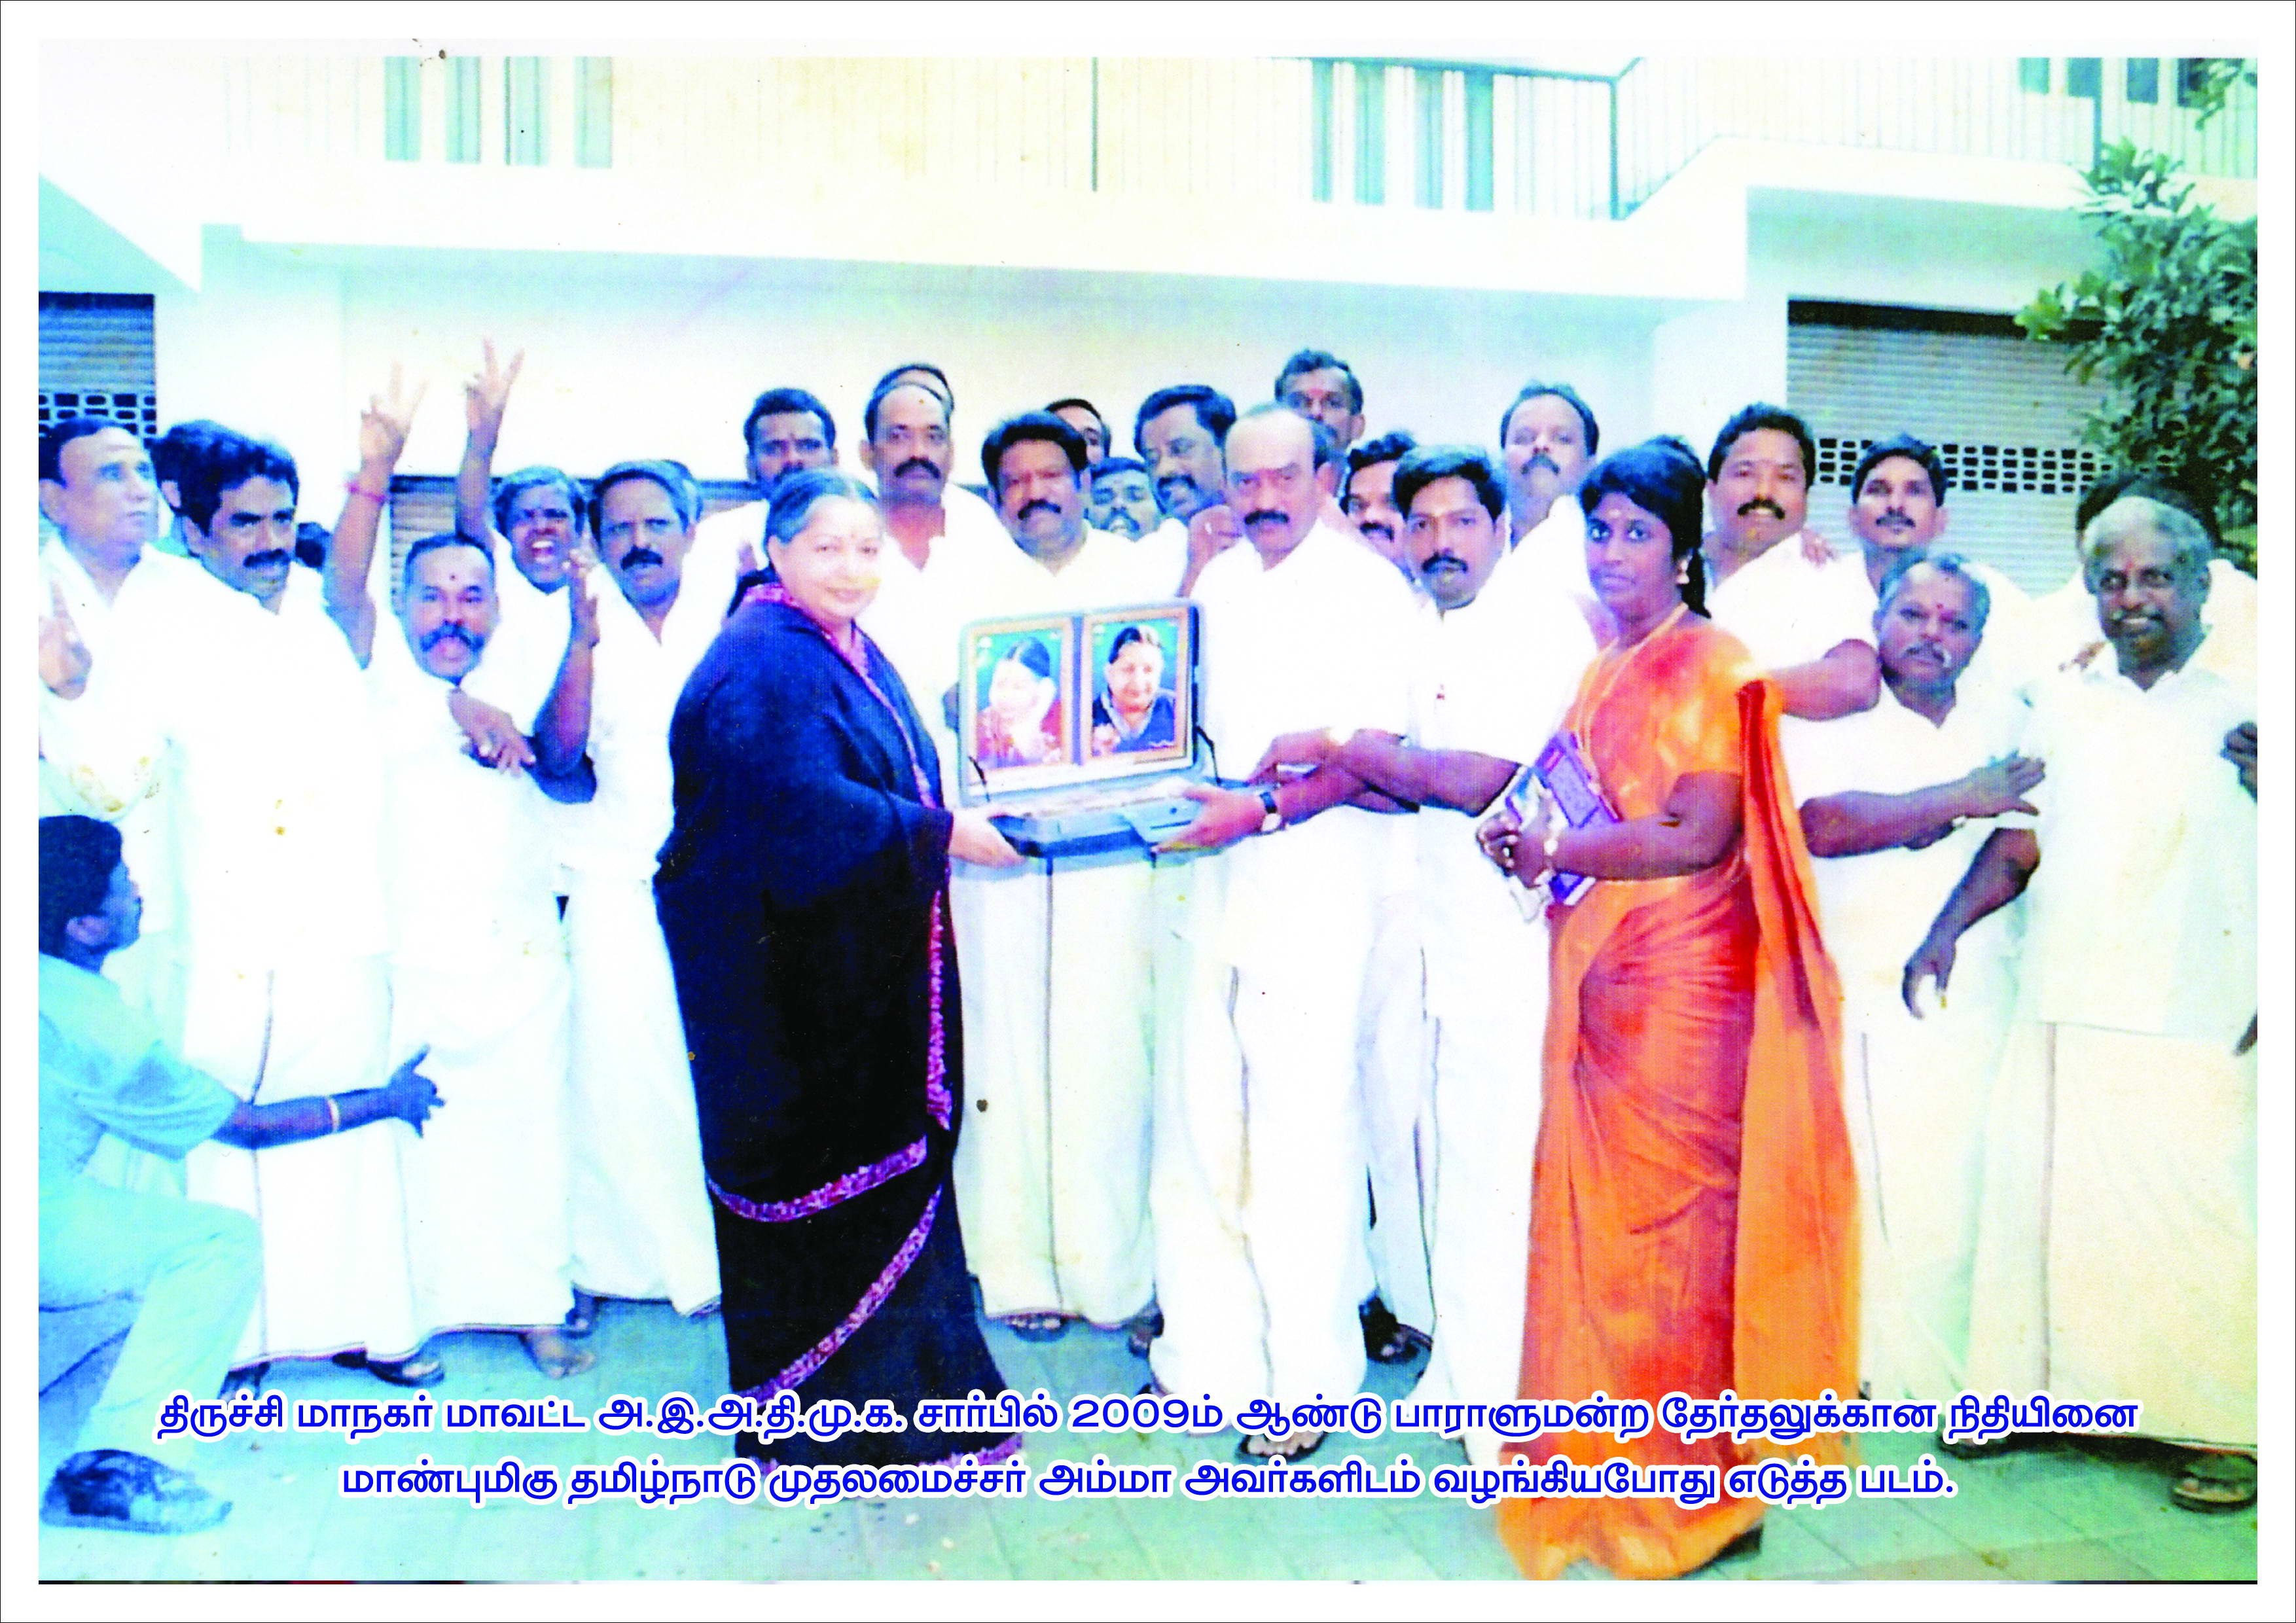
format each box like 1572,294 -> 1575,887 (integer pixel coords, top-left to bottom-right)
39,815 -> 439,1535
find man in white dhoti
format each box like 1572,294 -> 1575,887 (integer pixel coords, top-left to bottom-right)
1906,495 -> 2257,1512
1255,446 -> 1596,1465
1151,406 -> 1419,1461
2028,471 -> 2256,700
1787,554 -> 2043,1404
319,380 -> 600,1379
531,459 -> 726,1325
39,423 -> 431,1382
1702,402 -> 1882,721
948,413 -> 1170,1340
1839,435 -> 2044,699
1497,382 -> 1602,624
37,418 -> 211,1022
1134,383 -> 1236,597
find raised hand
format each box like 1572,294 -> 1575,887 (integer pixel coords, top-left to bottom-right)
359,363 -> 427,473
464,339 -> 524,441
1958,753 -> 2045,819
567,552 -> 603,652
41,580 -> 92,700
382,1044 -> 444,1133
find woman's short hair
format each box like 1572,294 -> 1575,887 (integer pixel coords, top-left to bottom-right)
762,470 -> 880,548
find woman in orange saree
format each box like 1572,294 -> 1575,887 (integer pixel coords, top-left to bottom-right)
1482,438 -> 1856,1579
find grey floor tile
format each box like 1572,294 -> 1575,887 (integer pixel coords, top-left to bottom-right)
2109,1524 -> 2260,1582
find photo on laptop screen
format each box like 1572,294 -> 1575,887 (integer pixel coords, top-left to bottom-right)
1083,607 -> 1191,767
961,615 -> 1078,792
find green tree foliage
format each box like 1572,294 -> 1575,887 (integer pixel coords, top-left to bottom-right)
2019,134 -> 2258,573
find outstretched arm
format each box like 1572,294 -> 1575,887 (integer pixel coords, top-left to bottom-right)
456,339 -> 523,544
1801,755 -> 2044,857
325,365 -> 426,668
211,1048 -> 442,1148
532,553 -> 602,785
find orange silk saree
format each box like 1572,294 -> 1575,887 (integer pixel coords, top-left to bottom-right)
1497,607 -> 1856,1580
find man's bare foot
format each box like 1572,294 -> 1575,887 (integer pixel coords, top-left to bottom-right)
523,1328 -> 596,1379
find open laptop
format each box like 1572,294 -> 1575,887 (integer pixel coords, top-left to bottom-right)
953,601 -> 1213,859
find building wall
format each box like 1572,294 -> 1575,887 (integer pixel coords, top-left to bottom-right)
145,234 -> 1660,493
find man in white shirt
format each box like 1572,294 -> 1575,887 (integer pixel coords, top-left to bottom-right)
1907,495 -> 2257,1512
38,418 -> 211,1019
1256,446 -> 1596,1463
853,376 -> 1041,788
529,459 -> 725,1325
1839,434 -> 2042,699
1152,406 -> 1420,1459
2028,471 -> 2256,701
1496,381 -> 1602,622
949,414 -> 1170,1342
1701,402 -> 1881,721
1133,383 -> 1236,597
1785,554 -> 2041,1404
40,423 -> 429,1381
685,385 -> 842,624
321,382 -> 598,1381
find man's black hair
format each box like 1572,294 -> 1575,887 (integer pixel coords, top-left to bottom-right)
742,387 -> 837,454
1498,382 -> 1600,458
39,814 -> 122,956
1705,402 -> 1815,486
982,412 -> 1090,488
1274,349 -> 1363,415
1393,445 -> 1507,524
1348,431 -> 1418,478
1132,385 -> 1236,458
1850,433 -> 1951,503
177,432 -> 299,533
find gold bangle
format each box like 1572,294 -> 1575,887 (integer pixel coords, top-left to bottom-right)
325,1096 -> 342,1134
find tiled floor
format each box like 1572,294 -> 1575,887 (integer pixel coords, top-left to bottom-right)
37,1301 -> 2258,1584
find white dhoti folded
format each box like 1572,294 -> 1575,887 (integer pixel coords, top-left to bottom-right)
562,873 -> 721,1315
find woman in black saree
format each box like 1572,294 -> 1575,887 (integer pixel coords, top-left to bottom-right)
655,469 -> 1024,1467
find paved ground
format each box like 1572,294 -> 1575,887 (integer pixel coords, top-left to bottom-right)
37,1299 -> 2258,1584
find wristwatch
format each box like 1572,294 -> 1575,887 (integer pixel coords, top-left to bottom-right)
1257,787 -> 1283,835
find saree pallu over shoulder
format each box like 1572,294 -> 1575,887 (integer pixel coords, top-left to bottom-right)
1499,613 -> 1855,1580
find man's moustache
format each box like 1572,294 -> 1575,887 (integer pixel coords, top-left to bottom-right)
1360,520 -> 1395,542
892,457 -> 941,480
1018,499 -> 1059,521
1736,499 -> 1787,519
1419,552 -> 1467,576
1242,508 -> 1287,528
1526,452 -> 1559,476
617,547 -> 664,571
420,623 -> 482,652
243,548 -> 293,571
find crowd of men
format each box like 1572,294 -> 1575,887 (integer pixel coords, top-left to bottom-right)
37,340 -> 2258,1532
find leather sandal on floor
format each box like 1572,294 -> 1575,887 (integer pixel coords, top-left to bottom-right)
1360,1296 -> 1429,1365
333,1347 -> 446,1387
2170,1451 -> 2257,1513
1124,1305 -> 1162,1359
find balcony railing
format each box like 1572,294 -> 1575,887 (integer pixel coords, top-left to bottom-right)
221,54 -> 2257,223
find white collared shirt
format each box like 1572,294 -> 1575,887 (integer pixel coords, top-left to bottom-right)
1407,546 -> 1596,1014
1705,531 -> 1876,672
1782,680 -> 2030,1024
2007,656 -> 2254,1045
